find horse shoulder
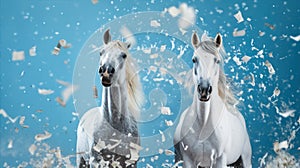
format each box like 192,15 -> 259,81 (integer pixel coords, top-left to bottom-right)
77,107 -> 103,165
174,107 -> 191,143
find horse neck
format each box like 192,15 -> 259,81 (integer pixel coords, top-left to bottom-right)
192,85 -> 224,129
101,78 -> 129,123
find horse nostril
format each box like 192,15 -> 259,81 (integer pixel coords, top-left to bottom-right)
111,67 -> 115,74
99,67 -> 103,74
208,86 -> 212,94
197,85 -> 202,93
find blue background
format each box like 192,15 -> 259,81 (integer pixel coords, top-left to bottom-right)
0,0 -> 299,167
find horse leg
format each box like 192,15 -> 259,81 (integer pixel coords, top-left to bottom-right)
79,157 -> 90,168
241,137 -> 252,168
182,153 -> 195,168
213,154 -> 227,168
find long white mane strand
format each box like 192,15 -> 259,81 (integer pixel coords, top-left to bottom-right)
115,41 -> 144,120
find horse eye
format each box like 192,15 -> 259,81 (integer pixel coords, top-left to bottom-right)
192,57 -> 196,63
100,50 -> 104,56
120,52 -> 127,59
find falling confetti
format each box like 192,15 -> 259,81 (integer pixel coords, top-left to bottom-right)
150,20 -> 161,28
38,88 -> 54,95
290,35 -> 300,42
52,39 -> 71,55
233,11 -> 244,23
29,46 -> 37,56
34,131 -> 52,141
161,106 -> 172,115
12,51 -> 25,61
233,29 -> 246,37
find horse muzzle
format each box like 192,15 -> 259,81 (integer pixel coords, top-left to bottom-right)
99,64 -> 115,87
197,84 -> 212,102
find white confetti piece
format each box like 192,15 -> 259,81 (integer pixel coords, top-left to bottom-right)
232,56 -> 242,65
0,109 -> 8,118
28,144 -> 37,155
0,109 -> 19,123
150,53 -> 158,59
52,39 -> 71,55
12,51 -> 25,61
8,139 -> 13,149
242,55 -> 251,63
150,20 -> 161,28
158,130 -> 166,142
38,88 -> 54,95
264,60 -> 275,76
259,153 -> 268,167
165,149 -> 175,155
275,107 -> 296,118
142,48 -> 151,54
259,31 -> 265,37
161,106 -> 172,115
290,35 -> 300,42
165,120 -> 173,126
29,46 -> 37,56
234,11 -> 244,23
19,116 -> 25,125
34,131 -> 52,141
93,139 -> 106,152
168,6 -> 181,17
233,29 -> 246,37
107,139 -> 122,150
160,45 -> 166,52
273,140 -> 288,152
249,73 -> 255,86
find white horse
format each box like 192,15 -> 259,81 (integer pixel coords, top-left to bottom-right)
76,29 -> 144,168
174,32 -> 252,168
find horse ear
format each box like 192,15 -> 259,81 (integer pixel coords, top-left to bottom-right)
103,29 -> 111,44
191,32 -> 200,48
214,33 -> 222,48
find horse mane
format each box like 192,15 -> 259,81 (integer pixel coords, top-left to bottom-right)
112,41 -> 144,119
195,37 -> 239,113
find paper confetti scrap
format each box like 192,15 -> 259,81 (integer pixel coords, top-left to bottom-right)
161,106 -> 172,115
233,29 -> 246,37
93,139 -> 106,152
150,20 -> 161,28
28,144 -> 37,155
28,46 -> 37,56
232,56 -> 242,65
159,130 -> 166,142
242,56 -> 251,63
264,60 -> 275,77
265,23 -> 275,30
165,120 -> 174,126
0,109 -> 20,123
167,6 -> 181,17
275,107 -> 296,118
290,35 -> 300,42
233,11 -> 244,23
12,51 -> 25,61
52,39 -> 71,55
38,88 -> 54,95
8,139 -> 13,149
35,131 -> 52,141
